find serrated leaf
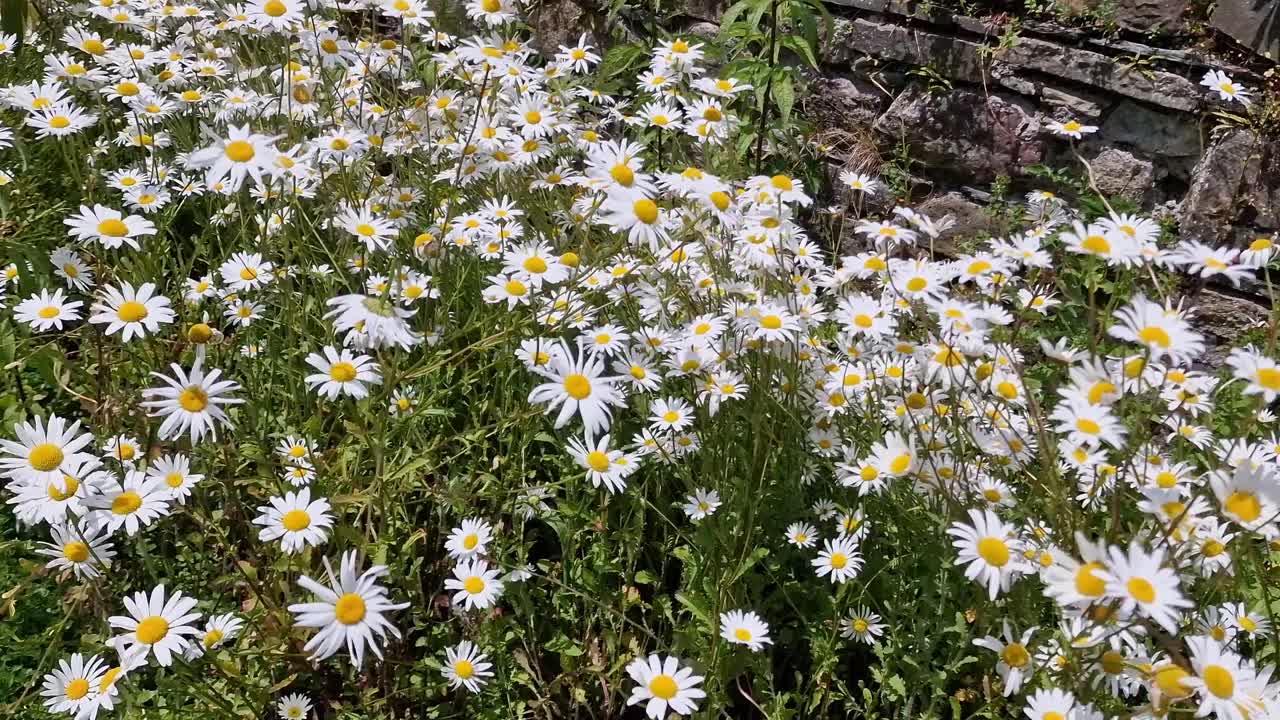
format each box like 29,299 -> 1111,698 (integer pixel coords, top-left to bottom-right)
674,592 -> 711,626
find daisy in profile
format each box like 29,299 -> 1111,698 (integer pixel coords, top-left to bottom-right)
186,613 -> 245,659
37,520 -> 115,579
445,518 -> 494,559
1226,346 -> 1280,403
1098,541 -> 1192,633
276,693 -> 313,720
720,609 -> 771,651
14,288 -> 83,331
84,470 -> 172,536
281,463 -> 316,487
841,606 -> 885,644
0,414 -> 96,486
442,640 -> 495,693
813,534 -> 863,584
110,585 -> 202,666
89,282 -> 175,342
948,508 -> 1027,599
1045,118 -> 1097,139
445,559 -> 505,610
527,341 -> 626,435
304,346 -> 382,400
64,204 -> 156,250
625,654 -> 706,719
253,488 -> 334,554
40,653 -> 108,716
142,359 -> 243,444
973,621 -> 1037,696
1201,69 -> 1252,105
288,551 -> 409,666
5,455 -> 108,526
1208,464 -> 1279,537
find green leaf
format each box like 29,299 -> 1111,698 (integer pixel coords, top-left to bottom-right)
781,35 -> 818,71
546,633 -> 584,656
772,72 -> 795,125
719,0 -> 755,32
746,0 -> 774,38
674,592 -> 711,626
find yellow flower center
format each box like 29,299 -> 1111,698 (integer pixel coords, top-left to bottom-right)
329,362 -> 358,382
65,678 -> 91,700
63,541 -> 90,563
1082,235 -> 1110,254
1138,326 -> 1171,348
179,387 -> 209,412
454,659 -> 475,677
633,199 -> 659,224
829,552 -> 848,569
112,491 -> 142,515
29,444 -> 64,472
586,450 -> 610,472
563,374 -> 592,400
1001,643 -> 1030,668
117,301 -> 149,322
264,0 -> 287,16
335,593 -> 366,624
1203,664 -> 1235,699
203,629 -> 225,648
1226,491 -> 1261,522
97,219 -> 129,237
1126,577 -> 1156,603
136,616 -> 170,644
649,674 -> 678,700
282,509 -> 311,531
463,576 -> 486,594
1075,562 -> 1106,597
977,537 -> 1009,567
734,628 -> 752,641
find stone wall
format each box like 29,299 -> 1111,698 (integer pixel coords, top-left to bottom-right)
800,0 -> 1279,352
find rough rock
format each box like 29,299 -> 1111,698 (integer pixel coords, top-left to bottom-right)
1040,85 -> 1107,123
872,86 -> 1043,182
526,0 -> 606,59
1099,100 -> 1202,159
805,75 -> 888,131
916,191 -> 995,256
826,18 -> 1202,112
1180,129 -> 1280,243
1211,0 -> 1280,61
1111,0 -> 1185,31
824,18 -> 989,84
1088,148 -> 1155,204
672,0 -> 729,21
999,37 -> 1202,112
1193,289 -> 1270,366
